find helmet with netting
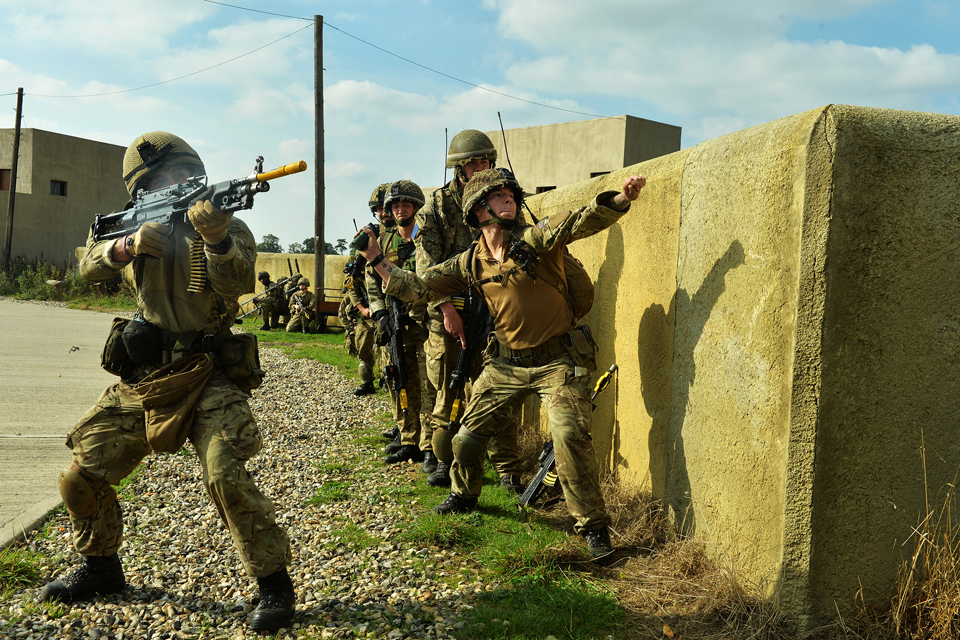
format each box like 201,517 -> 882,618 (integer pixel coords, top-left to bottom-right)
368,183 -> 390,214
298,277 -> 311,288
383,180 -> 425,213
462,168 -> 524,228
122,131 -> 205,197
258,271 -> 270,281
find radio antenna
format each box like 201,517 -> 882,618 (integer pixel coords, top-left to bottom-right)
498,111 -> 538,224
443,128 -> 448,186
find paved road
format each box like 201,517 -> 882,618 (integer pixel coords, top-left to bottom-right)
0,298 -> 116,547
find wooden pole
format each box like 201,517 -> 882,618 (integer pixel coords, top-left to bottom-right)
313,15 -> 326,324
2,88 -> 23,273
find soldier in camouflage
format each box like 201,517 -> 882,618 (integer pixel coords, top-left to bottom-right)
366,180 -> 431,464
286,278 -> 316,333
415,129 -> 524,487
357,168 -> 647,560
256,271 -> 283,331
39,132 -> 295,631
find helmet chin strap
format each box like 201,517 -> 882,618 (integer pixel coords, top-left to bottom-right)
477,201 -> 517,229
396,217 -> 415,228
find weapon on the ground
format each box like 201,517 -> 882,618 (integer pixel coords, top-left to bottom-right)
446,290 -> 491,432
382,295 -> 409,418
236,274 -> 301,321
518,363 -> 619,507
92,158 -> 307,242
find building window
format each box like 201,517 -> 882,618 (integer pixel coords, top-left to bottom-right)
590,171 -> 610,178
50,180 -> 68,197
0,169 -> 10,191
536,186 -> 556,194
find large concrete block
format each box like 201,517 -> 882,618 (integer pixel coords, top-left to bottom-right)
524,105 -> 960,625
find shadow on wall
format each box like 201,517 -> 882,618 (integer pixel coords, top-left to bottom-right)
640,239 -> 745,535
592,223 -> 625,474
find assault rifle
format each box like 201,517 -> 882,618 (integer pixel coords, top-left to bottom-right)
91,157 -> 307,242
518,364 -> 618,507
446,289 -> 493,432
382,295 -> 409,419
236,273 -> 301,321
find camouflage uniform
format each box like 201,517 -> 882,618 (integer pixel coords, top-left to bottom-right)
342,274 -> 377,385
68,214 -> 291,577
385,186 -> 630,533
286,285 -> 316,333
367,226 -> 428,449
256,276 -> 283,329
415,181 -> 522,477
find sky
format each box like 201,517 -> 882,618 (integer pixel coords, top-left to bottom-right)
2,0 -> 960,253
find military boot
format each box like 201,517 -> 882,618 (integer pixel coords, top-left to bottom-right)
499,474 -> 524,495
39,554 -> 125,602
384,434 -> 403,454
354,381 -> 375,397
581,527 -> 614,561
384,444 -> 424,464
433,492 -> 477,515
260,322 -> 271,331
250,567 -> 296,631
427,462 -> 451,487
422,451 -> 438,474
381,425 -> 400,441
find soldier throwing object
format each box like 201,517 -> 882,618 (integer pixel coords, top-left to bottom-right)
357,168 -> 646,559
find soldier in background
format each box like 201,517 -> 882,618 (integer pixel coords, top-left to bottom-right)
357,168 -> 647,560
415,130 -> 524,490
286,278 -> 315,333
366,181 -> 430,464
256,271 -> 282,331
39,131 -> 295,630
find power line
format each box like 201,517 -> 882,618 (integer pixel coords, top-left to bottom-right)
26,24 -> 312,98
204,0 -> 606,119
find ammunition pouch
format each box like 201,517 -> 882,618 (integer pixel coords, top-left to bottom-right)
565,324 -> 598,372
215,333 -> 264,393
101,317 -> 135,378
122,318 -> 163,366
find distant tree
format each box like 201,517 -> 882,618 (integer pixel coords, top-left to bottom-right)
325,242 -> 338,255
301,237 -> 316,254
334,238 -> 348,255
257,234 -> 282,253
287,242 -> 305,253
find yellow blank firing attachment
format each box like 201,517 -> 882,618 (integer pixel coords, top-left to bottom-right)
257,161 -> 308,182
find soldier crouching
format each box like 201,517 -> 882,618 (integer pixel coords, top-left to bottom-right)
39,131 -> 295,632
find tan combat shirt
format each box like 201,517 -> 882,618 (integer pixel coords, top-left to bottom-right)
80,217 -> 257,335
385,191 -> 629,350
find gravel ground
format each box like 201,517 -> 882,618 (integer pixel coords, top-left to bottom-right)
0,347 -> 491,639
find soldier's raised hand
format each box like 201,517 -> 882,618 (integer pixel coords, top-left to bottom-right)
188,199 -> 231,245
621,175 -> 646,201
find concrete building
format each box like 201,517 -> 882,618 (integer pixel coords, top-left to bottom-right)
523,105 -> 960,627
0,129 -> 128,268
485,115 -> 681,194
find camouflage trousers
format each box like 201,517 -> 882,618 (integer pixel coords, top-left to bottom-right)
355,317 -> 377,385
386,320 -> 429,448
424,330 -> 522,474
61,369 -> 291,578
451,353 -> 610,532
286,311 -> 312,333
258,299 -> 281,328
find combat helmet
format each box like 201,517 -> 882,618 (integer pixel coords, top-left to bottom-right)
446,130 -> 498,184
368,183 -> 390,214
122,131 -> 205,197
462,168 -> 524,229
384,180 -> 424,228
298,277 -> 311,288
258,271 -> 271,282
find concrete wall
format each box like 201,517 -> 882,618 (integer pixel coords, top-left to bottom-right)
241,252 -> 349,322
486,115 -> 681,193
0,129 -> 127,268
522,105 -> 960,625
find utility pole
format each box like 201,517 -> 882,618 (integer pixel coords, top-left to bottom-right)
313,15 -> 326,323
2,88 -> 23,273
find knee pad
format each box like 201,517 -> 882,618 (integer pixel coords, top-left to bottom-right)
452,427 -> 488,465
358,361 -> 370,381
58,466 -> 115,520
